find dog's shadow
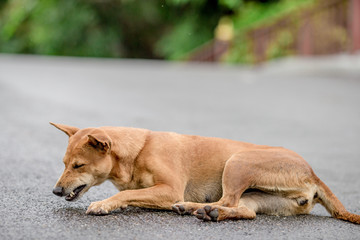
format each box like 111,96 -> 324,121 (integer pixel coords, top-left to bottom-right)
52,206 -> 338,227
52,206 -> 175,220
53,206 -> 87,218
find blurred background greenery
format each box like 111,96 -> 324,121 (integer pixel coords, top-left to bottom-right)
0,0 -> 356,63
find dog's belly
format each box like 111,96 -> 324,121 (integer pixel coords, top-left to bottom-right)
184,180 -> 223,203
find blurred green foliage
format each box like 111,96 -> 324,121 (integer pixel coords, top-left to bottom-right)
0,0 -> 315,60
225,0 -> 316,63
232,0 -> 314,31
0,0 -> 122,57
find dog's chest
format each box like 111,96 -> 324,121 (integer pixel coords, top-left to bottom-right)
110,171 -> 155,191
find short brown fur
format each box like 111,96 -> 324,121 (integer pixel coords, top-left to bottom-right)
51,123 -> 360,224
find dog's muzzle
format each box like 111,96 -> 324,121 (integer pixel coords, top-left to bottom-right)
52,185 -> 87,201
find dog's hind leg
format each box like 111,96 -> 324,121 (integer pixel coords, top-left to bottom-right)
173,153 -> 254,215
214,153 -> 257,207
173,148 -> 316,217
195,191 -> 313,221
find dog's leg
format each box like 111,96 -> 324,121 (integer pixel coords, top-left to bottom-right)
86,184 -> 183,215
172,153 -> 253,215
195,191 -> 313,221
173,149 -> 317,218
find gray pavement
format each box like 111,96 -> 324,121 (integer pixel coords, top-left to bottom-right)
0,54 -> 359,239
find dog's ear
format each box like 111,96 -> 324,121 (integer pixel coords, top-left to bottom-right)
87,134 -> 111,153
50,122 -> 80,137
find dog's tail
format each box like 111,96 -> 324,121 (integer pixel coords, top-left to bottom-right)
315,177 -> 360,224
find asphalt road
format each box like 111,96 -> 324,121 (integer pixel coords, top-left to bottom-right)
0,54 -> 359,239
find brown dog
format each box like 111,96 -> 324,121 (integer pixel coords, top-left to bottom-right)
51,123 -> 360,224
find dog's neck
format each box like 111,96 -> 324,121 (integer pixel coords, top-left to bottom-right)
106,127 -> 150,189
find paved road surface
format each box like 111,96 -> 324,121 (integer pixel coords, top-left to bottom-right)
0,54 -> 359,239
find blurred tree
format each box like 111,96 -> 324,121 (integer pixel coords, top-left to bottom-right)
0,0 -> 122,57
156,0 -> 228,60
0,0 -> 283,59
225,0 -> 316,63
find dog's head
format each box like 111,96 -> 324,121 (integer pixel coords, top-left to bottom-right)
51,122 -> 113,201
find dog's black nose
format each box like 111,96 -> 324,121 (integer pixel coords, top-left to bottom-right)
53,186 -> 64,197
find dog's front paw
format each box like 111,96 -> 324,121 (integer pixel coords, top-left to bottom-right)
86,201 -> 112,215
172,202 -> 199,215
172,204 -> 188,215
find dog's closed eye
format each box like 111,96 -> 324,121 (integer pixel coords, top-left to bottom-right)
73,164 -> 85,169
